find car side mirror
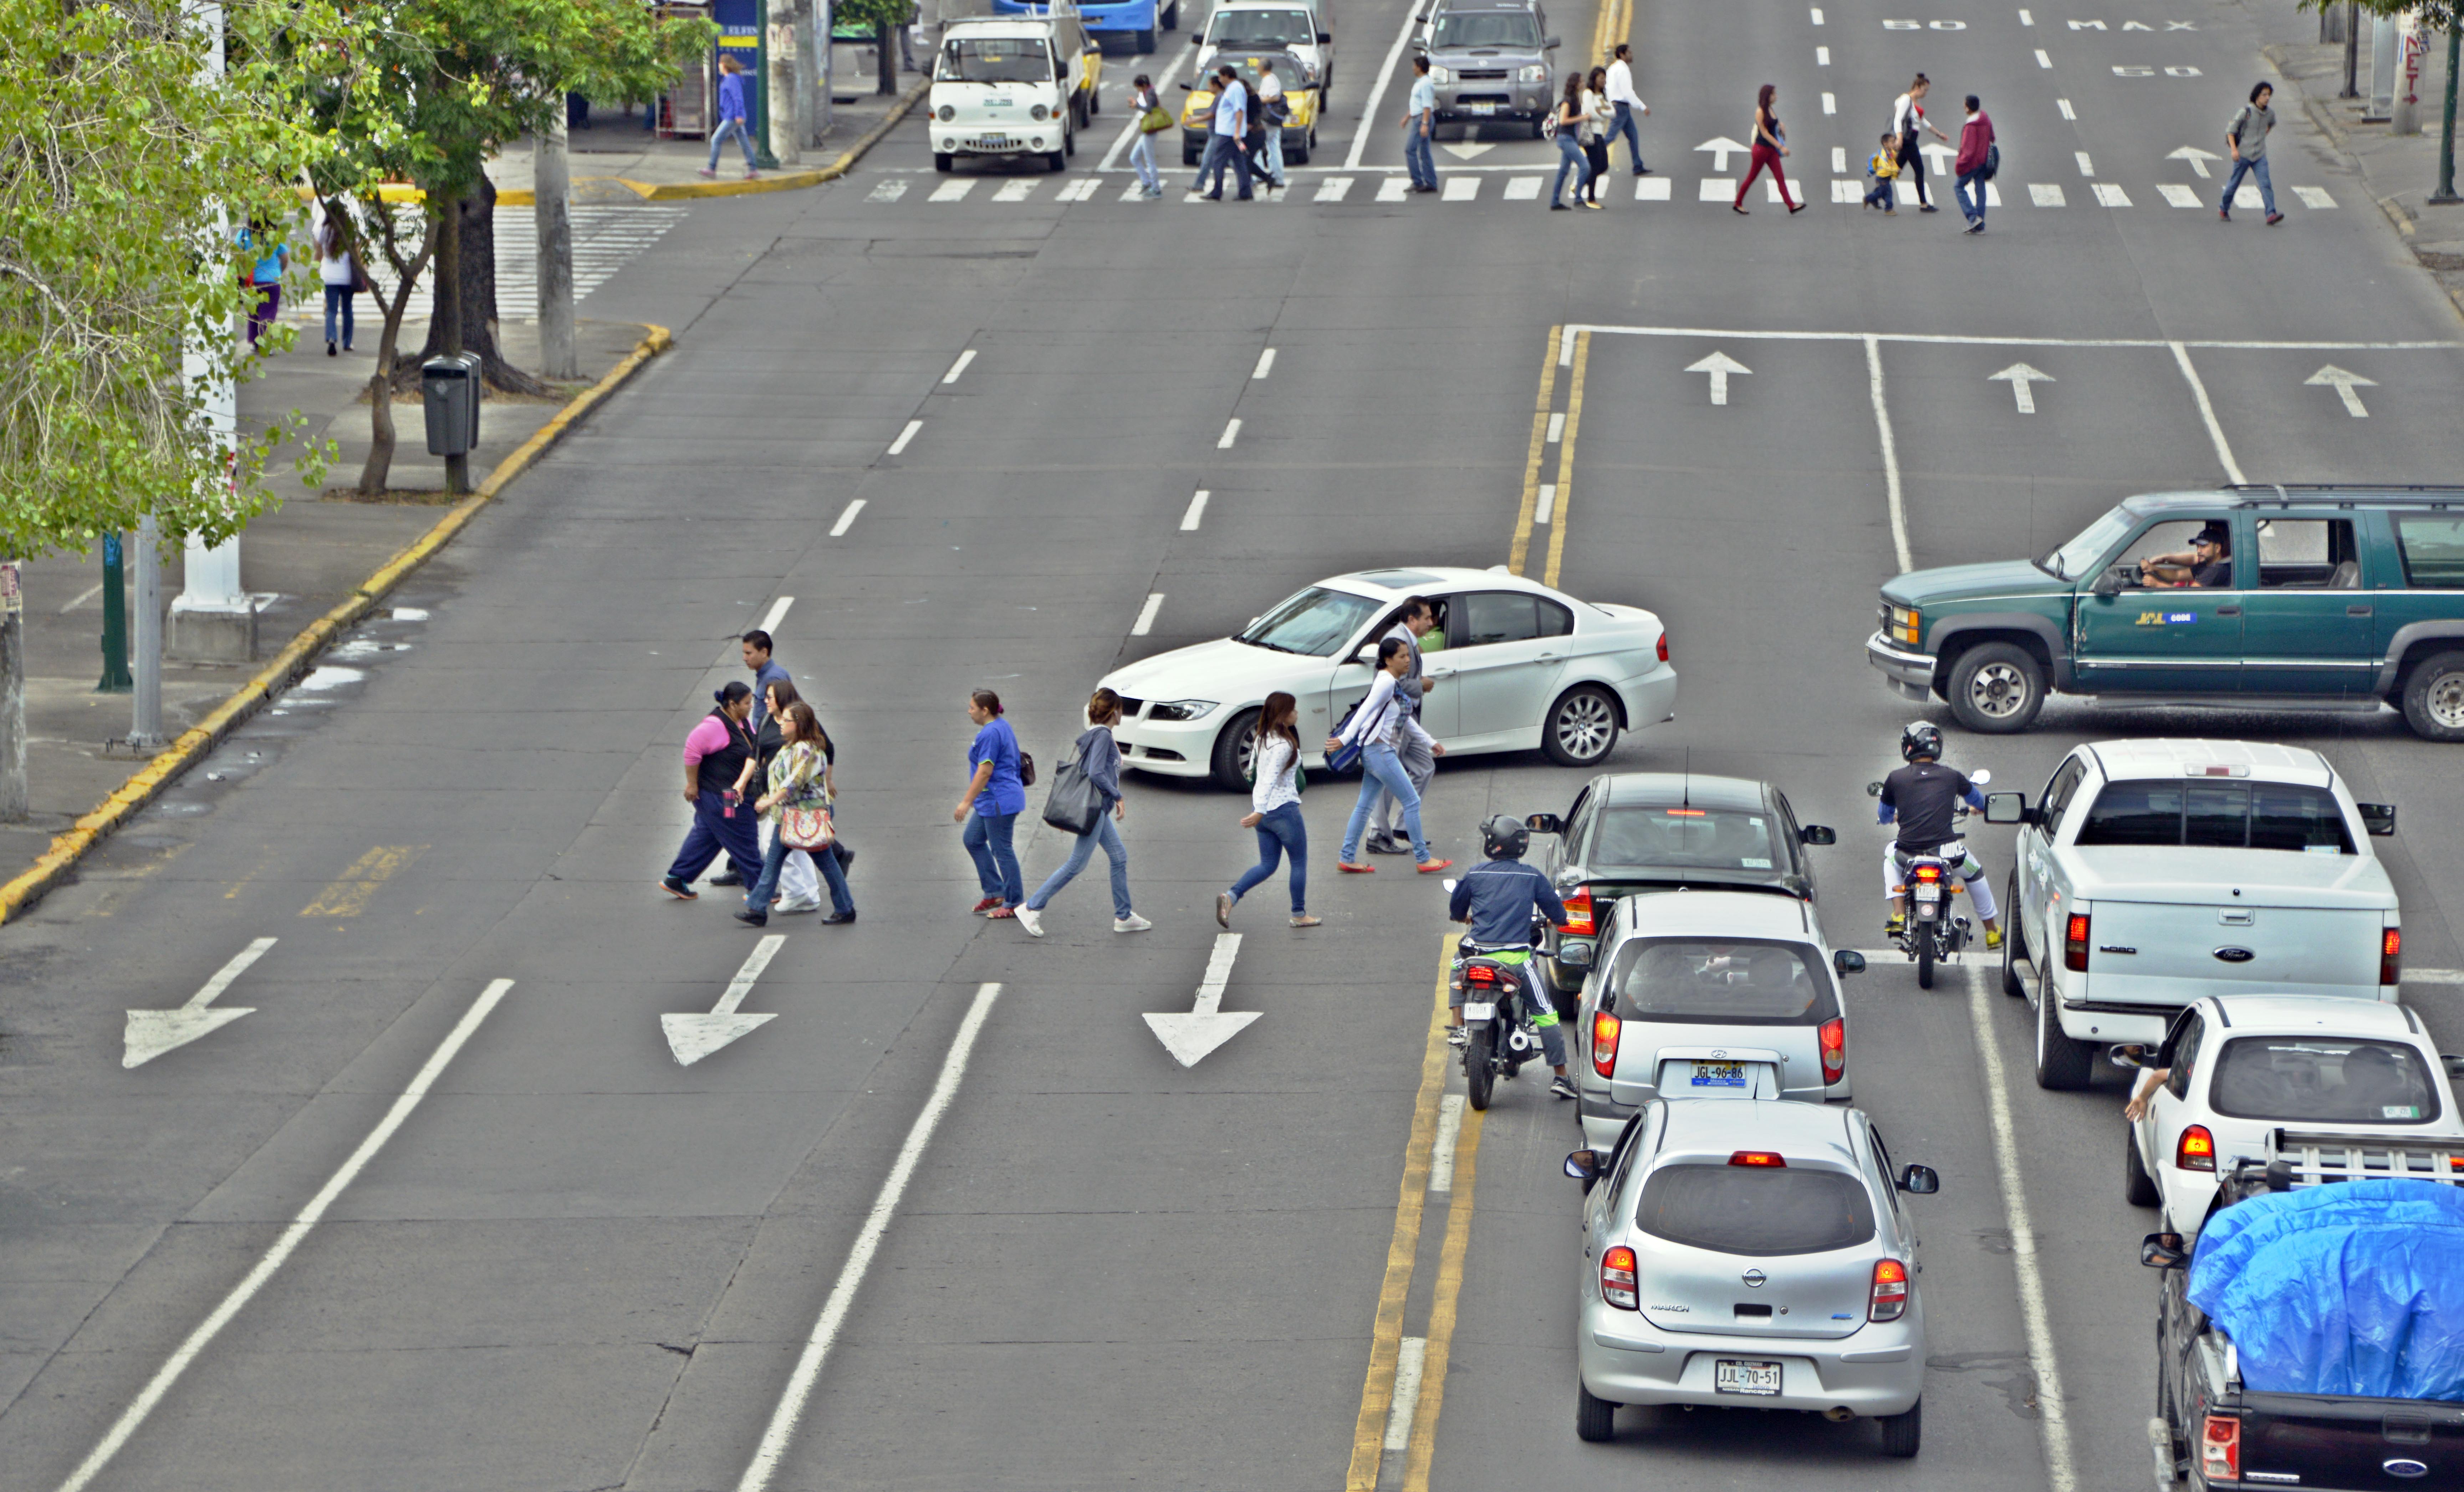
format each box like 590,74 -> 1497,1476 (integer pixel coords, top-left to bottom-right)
1086,43 -> 1103,55
1178,81 -> 1195,90
1559,941 -> 1593,968
2108,1043 -> 2152,1070
2442,1054 -> 2464,1080
1897,1164 -> 1938,1195
2141,1231 -> 2188,1270
1800,824 -> 1836,845
1983,792 -> 2032,826
2358,802 -> 2397,837
2092,568 -> 2128,597
1834,950 -> 1866,978
1565,1149 -> 1602,1191
1526,812 -> 1563,835
1318,29 -> 1332,42
1864,780 -> 1885,798
1353,644 -> 1378,666
1544,33 -> 1561,46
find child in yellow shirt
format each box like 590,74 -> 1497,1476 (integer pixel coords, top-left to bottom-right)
1864,133 -> 1901,214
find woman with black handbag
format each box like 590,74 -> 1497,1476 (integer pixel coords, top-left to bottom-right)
1016,689 -> 1148,937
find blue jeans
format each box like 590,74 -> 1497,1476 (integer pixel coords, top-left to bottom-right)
668,790 -> 763,885
1864,178 -> 1894,208
1342,743 -> 1429,863
1260,124 -> 1285,186
1552,132 -> 1591,204
1610,102 -> 1645,171
2221,154 -> 2274,216
747,819 -> 854,917
963,809 -> 1024,905
323,285 -> 353,348
1129,132 -> 1161,191
1229,802 -> 1309,914
1403,123 -> 1437,189
1956,168 -> 1987,223
1026,813 -> 1132,917
1199,133 -> 1253,198
709,115 -> 758,171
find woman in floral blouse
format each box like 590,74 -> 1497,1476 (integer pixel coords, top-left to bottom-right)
738,703 -> 855,927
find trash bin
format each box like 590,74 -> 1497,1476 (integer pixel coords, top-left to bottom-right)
420,353 -> 483,456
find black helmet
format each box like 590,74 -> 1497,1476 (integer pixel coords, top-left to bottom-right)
1900,720 -> 1943,763
1481,814 -> 1530,860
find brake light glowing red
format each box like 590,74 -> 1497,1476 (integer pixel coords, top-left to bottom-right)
1464,964 -> 1503,988
2383,926 -> 2403,987
2065,913 -> 2091,973
2200,1414 -> 2240,1482
1729,1151 -> 1788,1168
1869,1258 -> 1909,1322
2177,1125 -> 2216,1173
1819,1017 -> 1846,1083
1657,632 -> 1668,664
1592,1010 -> 1621,1079
1601,1246 -> 1639,1310
1559,886 -> 1596,937
1664,808 -> 1705,817
1912,863 -> 1943,884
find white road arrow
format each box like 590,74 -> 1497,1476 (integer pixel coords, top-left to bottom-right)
1685,350 -> 1752,407
123,936 -> 277,1068
1988,362 -> 2056,414
664,934 -> 785,1066
1694,135 -> 1750,172
2306,364 -> 2376,417
1919,139 -> 1956,176
1440,142 -> 1494,160
1144,932 -> 1258,1067
2168,145 -> 2223,179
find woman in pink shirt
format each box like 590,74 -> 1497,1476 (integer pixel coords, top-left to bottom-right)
660,683 -> 764,900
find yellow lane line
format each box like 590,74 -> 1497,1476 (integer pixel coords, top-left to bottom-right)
1506,328 -> 1564,577
1344,936 -> 1460,1491
299,845 -> 426,918
1399,1103 -> 1483,1491
1543,329 -> 1591,590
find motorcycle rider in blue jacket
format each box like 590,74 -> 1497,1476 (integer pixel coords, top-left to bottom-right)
1448,814 -> 1578,1100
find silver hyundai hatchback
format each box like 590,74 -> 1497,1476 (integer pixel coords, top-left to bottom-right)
1566,1098 -> 1937,1455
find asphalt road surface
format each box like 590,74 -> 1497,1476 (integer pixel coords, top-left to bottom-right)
6,0 -> 2463,1488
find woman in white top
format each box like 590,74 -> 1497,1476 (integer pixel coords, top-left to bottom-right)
1330,638 -> 1453,873
1891,73 -> 1949,214
1218,691 -> 1319,928
316,209 -> 360,356
1580,68 -> 1613,206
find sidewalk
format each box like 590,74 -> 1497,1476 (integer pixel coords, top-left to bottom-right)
2259,6 -> 2464,316
0,318 -> 653,893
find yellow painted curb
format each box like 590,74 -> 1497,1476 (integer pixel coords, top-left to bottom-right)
627,77 -> 932,200
0,324 -> 674,928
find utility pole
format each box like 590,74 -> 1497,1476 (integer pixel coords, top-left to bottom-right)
97,533 -> 131,691
769,0 -> 804,165
2344,0 -> 2363,98
536,102 -> 578,380
802,0 -> 829,144
2435,21 -> 2462,205
132,515 -> 163,750
434,193 -> 471,494
752,27 -> 781,169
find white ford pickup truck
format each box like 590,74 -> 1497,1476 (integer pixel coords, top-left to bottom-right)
1983,739 -> 2401,1092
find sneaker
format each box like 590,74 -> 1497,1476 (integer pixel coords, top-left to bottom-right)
2265,211 -> 2284,226
1966,220 -> 1984,234
972,895 -> 1003,914
660,875 -> 698,901
1216,891 -> 1234,929
1448,1025 -> 1470,1049
1885,913 -> 1906,938
698,168 -> 719,178
773,896 -> 822,915
1985,925 -> 2004,950
1114,914 -> 1154,933
1016,906 -> 1044,937
1290,915 -> 1321,928
1417,858 -> 1455,874
709,868 -> 742,887
1551,1076 -> 1580,1100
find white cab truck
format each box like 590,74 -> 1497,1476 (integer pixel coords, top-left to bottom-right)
1983,739 -> 2401,1091
930,12 -> 1103,173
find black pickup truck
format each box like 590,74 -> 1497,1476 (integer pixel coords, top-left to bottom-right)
2142,1129 -> 2464,1490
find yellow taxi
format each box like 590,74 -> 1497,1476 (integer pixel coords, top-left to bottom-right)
1178,51 -> 1320,167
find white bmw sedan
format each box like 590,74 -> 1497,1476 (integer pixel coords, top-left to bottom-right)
1098,566 -> 1677,789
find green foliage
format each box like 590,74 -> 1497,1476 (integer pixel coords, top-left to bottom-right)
836,0 -> 917,31
2295,0 -> 2462,27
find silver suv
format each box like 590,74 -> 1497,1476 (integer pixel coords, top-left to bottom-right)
1413,0 -> 1558,136
1566,1099 -> 1938,1454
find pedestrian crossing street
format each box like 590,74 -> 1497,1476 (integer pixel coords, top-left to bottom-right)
861,173 -> 2340,212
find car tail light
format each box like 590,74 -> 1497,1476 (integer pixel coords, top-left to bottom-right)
1819,1017 -> 1846,1084
1559,886 -> 1595,937
2382,926 -> 2403,987
1592,1010 -> 1620,1078
1912,863 -> 1943,884
1729,1151 -> 1787,1168
2200,1414 -> 2241,1482
2065,913 -> 2091,973
1657,632 -> 1669,663
1601,1246 -> 1639,1310
1869,1258 -> 1909,1322
2177,1124 -> 2216,1173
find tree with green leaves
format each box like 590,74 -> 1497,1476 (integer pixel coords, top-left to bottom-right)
838,0 -> 917,96
2299,0 -> 2464,202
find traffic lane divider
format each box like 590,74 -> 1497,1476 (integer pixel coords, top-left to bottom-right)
0,324 -> 674,929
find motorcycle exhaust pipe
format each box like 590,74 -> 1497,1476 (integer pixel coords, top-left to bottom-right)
1822,1406 -> 1857,1423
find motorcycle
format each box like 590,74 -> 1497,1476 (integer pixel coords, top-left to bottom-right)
1866,768 -> 1990,991
1449,902 -> 1553,1111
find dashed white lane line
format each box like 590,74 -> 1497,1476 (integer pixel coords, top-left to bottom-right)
829,500 -> 866,537
942,349 -> 977,383
1866,334 -> 1913,575
1831,145 -> 1847,173
1383,1336 -> 1430,1452
1810,4 -> 1823,21
2036,47 -> 2054,67
1534,482 -> 1557,525
1218,417 -> 1241,449
1427,1094 -> 1467,1194
1132,592 -> 1165,636
734,982 -> 1004,1492
759,596 -> 795,633
1822,92 -> 1837,115
1546,412 -> 1565,443
60,979 -> 517,1492
2057,97 -> 2075,120
1253,348 -> 1276,379
1180,490 -> 1211,530
886,420 -> 922,456
1816,44 -> 1830,64
2020,7 -> 2035,24
2075,150 -> 2095,177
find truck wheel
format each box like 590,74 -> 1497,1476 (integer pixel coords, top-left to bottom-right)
2401,649 -> 2464,741
2000,878 -> 2028,998
1946,642 -> 2046,734
2034,977 -> 2093,1091
1207,707 -> 1262,791
1065,116 -> 1078,154
933,152 -> 953,173
1576,1380 -> 1617,1442
1543,685 -> 1620,767
2124,1127 -> 2160,1207
1134,26 -> 1156,51
1088,85 -> 1100,117
1877,1397 -> 1921,1458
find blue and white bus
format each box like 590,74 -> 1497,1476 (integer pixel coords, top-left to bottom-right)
991,0 -> 1179,55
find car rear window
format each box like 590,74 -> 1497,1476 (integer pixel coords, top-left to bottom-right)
2393,515 -> 2464,589
2073,780 -> 2355,853
1592,805 -> 1786,874
1609,938 -> 1836,1026
2209,1036 -> 2443,1125
1635,1164 -> 1876,1256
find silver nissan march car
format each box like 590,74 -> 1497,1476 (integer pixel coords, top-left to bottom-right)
1566,1098 -> 1939,1455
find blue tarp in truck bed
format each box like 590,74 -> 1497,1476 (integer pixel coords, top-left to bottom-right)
2188,1178 -> 2464,1401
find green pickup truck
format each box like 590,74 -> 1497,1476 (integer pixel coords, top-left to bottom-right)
1866,487 -> 2464,738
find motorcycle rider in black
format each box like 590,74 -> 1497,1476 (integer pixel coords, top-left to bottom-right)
1447,814 -> 1578,1100
1878,721 -> 2002,947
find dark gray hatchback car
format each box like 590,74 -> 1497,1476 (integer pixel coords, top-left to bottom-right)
1413,0 -> 1559,136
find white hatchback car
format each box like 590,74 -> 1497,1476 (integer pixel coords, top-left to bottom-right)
1099,566 -> 1676,788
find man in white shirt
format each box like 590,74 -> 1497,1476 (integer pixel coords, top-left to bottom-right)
1399,53 -> 1438,193
1253,58 -> 1288,191
1604,44 -> 1650,175
1197,64 -> 1255,200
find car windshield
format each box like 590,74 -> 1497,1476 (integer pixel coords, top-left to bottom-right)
1593,805 -> 1786,875
2040,507 -> 2136,580
1236,586 -> 1382,656
1431,10 -> 1540,46
1208,8 -> 1313,46
2072,780 -> 2356,853
939,38 -> 1052,82
2209,1036 -> 2442,1125
1636,1164 -> 1876,1256
1610,938 -> 1836,1026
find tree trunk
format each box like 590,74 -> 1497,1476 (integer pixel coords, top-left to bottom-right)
877,20 -> 897,94
536,111 -> 578,380
358,205 -> 438,495
399,177 -> 554,397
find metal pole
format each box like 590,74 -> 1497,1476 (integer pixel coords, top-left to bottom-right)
97,532 -> 131,691
132,515 -> 163,748
2343,0 -> 2362,98
753,26 -> 781,169
2434,23 -> 2462,205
